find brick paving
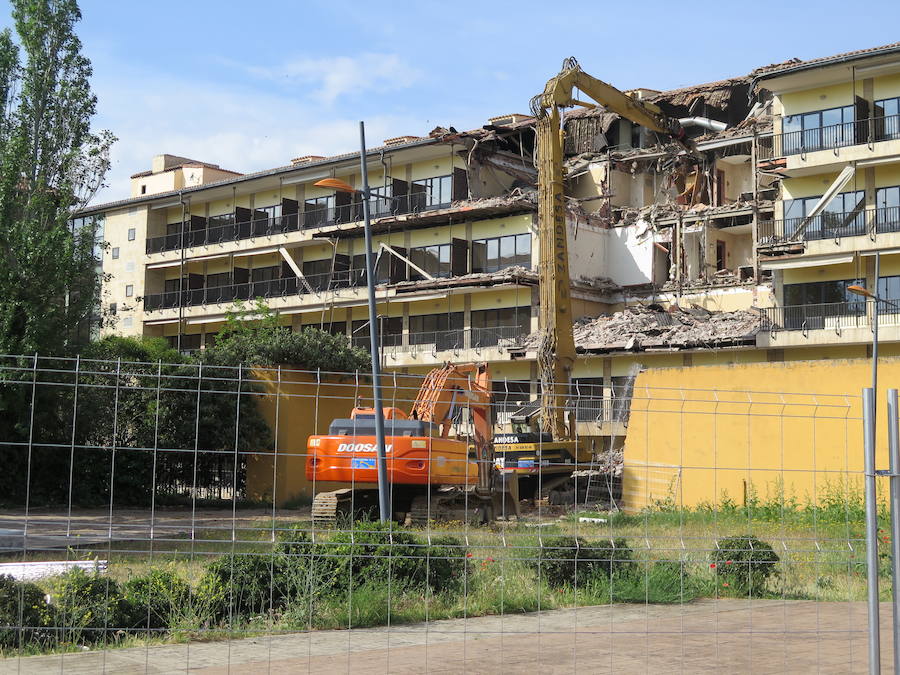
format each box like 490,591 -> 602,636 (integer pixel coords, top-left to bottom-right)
3,599 -> 895,673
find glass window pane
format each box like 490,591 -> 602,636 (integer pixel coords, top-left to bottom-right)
782,115 -> 802,134
499,236 -> 515,268
820,108 -> 842,127
472,241 -> 487,273
486,239 -> 499,270
516,234 -> 531,263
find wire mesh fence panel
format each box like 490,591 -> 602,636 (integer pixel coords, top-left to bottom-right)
0,354 -> 894,672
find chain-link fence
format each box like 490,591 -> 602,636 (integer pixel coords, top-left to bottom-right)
0,354 -> 894,672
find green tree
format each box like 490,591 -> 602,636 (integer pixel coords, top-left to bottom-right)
0,0 -> 114,357
201,300 -> 370,371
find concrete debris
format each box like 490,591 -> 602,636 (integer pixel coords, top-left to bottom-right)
615,198 -> 774,226
518,305 -> 762,353
392,265 -> 537,294
580,448 -> 624,477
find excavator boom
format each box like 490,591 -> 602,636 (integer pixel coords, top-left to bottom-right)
532,57 -> 690,438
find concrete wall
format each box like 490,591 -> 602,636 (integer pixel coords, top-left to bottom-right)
621,358 -> 899,513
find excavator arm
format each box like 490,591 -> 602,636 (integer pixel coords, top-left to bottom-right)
410,362 -> 493,494
532,57 -> 689,439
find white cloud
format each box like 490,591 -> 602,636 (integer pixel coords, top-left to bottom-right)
244,52 -> 422,105
89,72 -> 425,205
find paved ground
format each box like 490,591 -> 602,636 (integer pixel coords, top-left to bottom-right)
2,599 -> 896,674
0,508 -> 308,553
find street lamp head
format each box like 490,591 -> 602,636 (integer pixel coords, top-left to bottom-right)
313,177 -> 358,194
848,285 -> 875,298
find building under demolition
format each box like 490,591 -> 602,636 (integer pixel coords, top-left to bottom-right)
74,41 -> 900,471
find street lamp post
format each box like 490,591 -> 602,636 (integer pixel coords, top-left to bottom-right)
314,122 -> 393,523
848,251 -> 900,673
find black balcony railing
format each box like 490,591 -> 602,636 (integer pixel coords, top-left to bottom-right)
760,115 -> 900,159
145,186 -> 459,255
142,273 -> 341,311
760,300 -> 900,332
758,206 -> 900,246
383,326 -> 529,354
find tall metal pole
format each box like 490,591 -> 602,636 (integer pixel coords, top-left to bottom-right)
358,121 -> 391,523
873,252 -> 880,407
863,387 -> 881,674
887,388 -> 900,674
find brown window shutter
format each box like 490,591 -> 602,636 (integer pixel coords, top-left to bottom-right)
451,237 -> 469,276
452,167 -> 469,201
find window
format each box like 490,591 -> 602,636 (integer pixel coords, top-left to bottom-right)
125,284 -> 134,297
409,312 -> 464,349
409,243 -> 451,279
782,105 -> 855,154
412,175 -> 452,210
127,228 -> 136,241
470,306 -> 531,346
111,247 -> 120,259
140,184 -> 147,195
782,278 -> 865,330
876,185 -> 900,233
302,259 -> 333,291
122,317 -> 133,328
304,196 -> 334,227
207,213 -> 234,229
875,97 -> 900,140
573,377 -> 604,422
351,317 -> 402,348
879,275 -> 900,304
352,252 -> 390,285
783,279 -> 864,306
109,302 -> 117,315
782,190 -> 865,240
471,233 -> 532,273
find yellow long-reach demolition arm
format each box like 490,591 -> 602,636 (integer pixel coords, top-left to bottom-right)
531,57 -> 691,439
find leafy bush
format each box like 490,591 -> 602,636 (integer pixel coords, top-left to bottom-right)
0,575 -> 50,650
536,536 -> 634,588
200,553 -> 291,621
121,569 -> 191,630
311,522 -> 468,597
50,568 -> 131,644
710,534 -> 780,595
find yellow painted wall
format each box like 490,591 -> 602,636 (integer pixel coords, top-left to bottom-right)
783,260 -> 866,284
621,358 -> 898,513
779,82 -> 857,117
246,369 -> 424,505
470,214 -> 531,240
782,169 -> 865,200
874,73 -> 900,101
875,164 -> 900,189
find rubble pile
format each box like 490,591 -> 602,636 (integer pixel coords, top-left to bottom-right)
518,305 -> 762,353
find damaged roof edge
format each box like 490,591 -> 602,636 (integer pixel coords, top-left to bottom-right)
751,42 -> 900,84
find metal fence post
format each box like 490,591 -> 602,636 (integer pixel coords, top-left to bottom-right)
863,387 -> 881,674
887,388 -> 900,674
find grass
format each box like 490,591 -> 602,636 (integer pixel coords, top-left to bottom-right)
1,484 -> 893,658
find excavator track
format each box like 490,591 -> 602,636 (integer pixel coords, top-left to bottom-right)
405,489 -> 487,526
311,488 -> 381,525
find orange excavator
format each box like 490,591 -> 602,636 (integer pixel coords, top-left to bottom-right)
306,362 -> 496,524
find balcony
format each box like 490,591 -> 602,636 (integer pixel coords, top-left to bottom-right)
759,115 -> 900,160
145,191 -> 458,255
758,206 -> 900,246
142,271 -> 368,311
372,326 -> 529,354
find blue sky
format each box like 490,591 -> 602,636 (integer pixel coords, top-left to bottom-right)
4,0 -> 900,203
